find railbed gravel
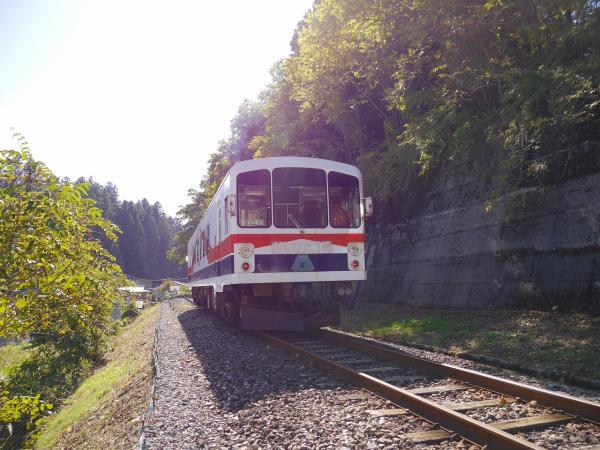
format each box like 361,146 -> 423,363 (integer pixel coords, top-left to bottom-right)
516,421 -> 600,449
143,299 -> 470,449
324,327 -> 600,403
322,328 -> 600,449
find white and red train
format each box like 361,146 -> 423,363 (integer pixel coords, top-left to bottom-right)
187,157 -> 372,330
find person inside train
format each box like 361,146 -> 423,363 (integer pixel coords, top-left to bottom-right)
330,198 -> 350,227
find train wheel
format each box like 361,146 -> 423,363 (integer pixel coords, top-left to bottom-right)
197,288 -> 208,309
191,287 -> 201,306
222,290 -> 240,325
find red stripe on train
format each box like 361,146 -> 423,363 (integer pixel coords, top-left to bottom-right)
202,233 -> 364,265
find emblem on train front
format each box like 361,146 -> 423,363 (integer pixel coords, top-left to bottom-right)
291,254 -> 315,272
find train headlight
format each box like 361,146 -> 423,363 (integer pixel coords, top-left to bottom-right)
241,262 -> 250,272
351,260 -> 360,269
348,243 -> 361,256
238,244 -> 253,259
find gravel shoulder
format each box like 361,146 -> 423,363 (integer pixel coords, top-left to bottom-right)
143,299 -> 467,449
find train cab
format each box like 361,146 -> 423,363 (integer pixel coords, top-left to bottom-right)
187,157 -> 372,330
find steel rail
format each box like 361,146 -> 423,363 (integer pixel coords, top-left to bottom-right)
320,330 -> 600,424
257,331 -> 542,450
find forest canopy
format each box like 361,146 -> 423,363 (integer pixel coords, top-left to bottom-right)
172,0 -> 599,259
80,179 -> 183,280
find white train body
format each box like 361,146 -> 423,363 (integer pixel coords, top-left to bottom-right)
187,157 -> 369,330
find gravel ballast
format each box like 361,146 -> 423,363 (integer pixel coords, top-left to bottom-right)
323,328 -> 600,404
321,329 -> 600,449
142,300 -> 467,449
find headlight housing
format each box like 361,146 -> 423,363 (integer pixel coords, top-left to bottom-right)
348,243 -> 361,256
238,244 -> 253,258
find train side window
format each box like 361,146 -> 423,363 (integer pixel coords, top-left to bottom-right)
237,170 -> 272,228
218,206 -> 223,243
205,224 -> 210,256
223,201 -> 229,235
199,231 -> 204,259
328,171 -> 361,228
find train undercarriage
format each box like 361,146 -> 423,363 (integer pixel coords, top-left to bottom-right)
191,281 -> 356,331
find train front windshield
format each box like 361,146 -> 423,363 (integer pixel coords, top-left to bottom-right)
237,170 -> 272,228
237,167 -> 361,229
328,171 -> 361,228
273,168 -> 327,228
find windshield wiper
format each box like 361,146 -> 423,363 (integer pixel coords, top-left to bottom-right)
287,213 -> 305,234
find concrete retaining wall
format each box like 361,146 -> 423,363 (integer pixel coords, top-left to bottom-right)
364,170 -> 600,309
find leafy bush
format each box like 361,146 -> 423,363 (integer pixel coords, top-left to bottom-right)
0,391 -> 52,446
0,146 -> 128,447
119,301 -> 140,325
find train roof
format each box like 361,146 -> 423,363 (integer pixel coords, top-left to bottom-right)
227,157 -> 361,178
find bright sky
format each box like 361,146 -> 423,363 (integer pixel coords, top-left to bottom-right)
0,0 -> 313,216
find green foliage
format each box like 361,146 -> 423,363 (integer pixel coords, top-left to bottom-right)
0,146 -> 128,445
119,301 -> 140,325
158,279 -> 171,294
0,343 -> 29,378
173,0 -> 600,249
340,305 -> 600,380
34,304 -> 159,450
179,284 -> 191,296
5,349 -> 93,408
167,187 -> 207,264
0,149 -> 125,343
0,391 -> 51,440
385,0 -> 600,187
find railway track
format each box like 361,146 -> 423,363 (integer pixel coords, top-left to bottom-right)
256,330 -> 600,450
181,296 -> 600,448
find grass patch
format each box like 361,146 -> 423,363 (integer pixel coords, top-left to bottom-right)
340,306 -> 477,348
34,304 -> 159,450
0,343 -> 30,377
339,305 -> 600,382
34,362 -> 131,449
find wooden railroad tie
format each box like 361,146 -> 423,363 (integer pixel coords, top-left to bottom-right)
364,397 -> 516,419
366,408 -> 408,417
406,414 -> 573,444
338,359 -> 376,365
446,397 -> 517,411
360,366 -> 403,374
408,383 -> 467,395
300,345 -> 332,351
316,350 -> 355,357
381,375 -> 427,385
336,392 -> 371,401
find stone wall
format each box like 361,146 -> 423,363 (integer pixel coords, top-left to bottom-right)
363,170 -> 600,309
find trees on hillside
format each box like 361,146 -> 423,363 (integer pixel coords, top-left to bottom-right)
171,0 -> 600,260
80,179 -> 183,279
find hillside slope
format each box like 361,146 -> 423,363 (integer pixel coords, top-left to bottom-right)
35,306 -> 159,450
